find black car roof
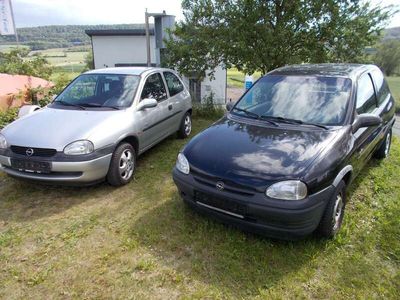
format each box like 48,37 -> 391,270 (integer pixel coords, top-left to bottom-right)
268,63 -> 378,79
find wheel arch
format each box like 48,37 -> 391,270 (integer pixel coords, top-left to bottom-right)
117,135 -> 139,155
333,165 -> 353,187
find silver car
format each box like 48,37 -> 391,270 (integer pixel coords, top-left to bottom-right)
0,67 -> 192,186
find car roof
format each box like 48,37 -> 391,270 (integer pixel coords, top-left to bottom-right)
84,67 -> 175,76
268,63 -> 379,79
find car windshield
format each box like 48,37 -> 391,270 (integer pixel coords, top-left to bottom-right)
54,74 -> 140,109
233,75 -> 352,126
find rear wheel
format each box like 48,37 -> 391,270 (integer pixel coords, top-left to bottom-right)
317,180 -> 346,238
178,112 -> 192,139
374,129 -> 392,159
107,143 -> 136,187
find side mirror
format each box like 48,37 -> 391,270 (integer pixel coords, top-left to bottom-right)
352,113 -> 382,133
18,105 -> 41,118
137,98 -> 158,111
226,102 -> 234,112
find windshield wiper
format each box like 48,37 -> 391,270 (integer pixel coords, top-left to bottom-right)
81,103 -> 120,110
55,100 -> 86,110
258,115 -> 279,126
232,107 -> 260,119
270,117 -> 329,130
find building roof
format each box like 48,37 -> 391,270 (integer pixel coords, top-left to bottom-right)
269,63 -> 377,78
84,67 -> 170,76
85,28 -> 154,37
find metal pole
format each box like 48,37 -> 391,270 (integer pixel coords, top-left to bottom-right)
8,0 -> 19,47
145,10 -> 151,67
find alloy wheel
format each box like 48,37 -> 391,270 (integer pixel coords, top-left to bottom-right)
332,193 -> 344,231
184,115 -> 192,136
119,149 -> 134,180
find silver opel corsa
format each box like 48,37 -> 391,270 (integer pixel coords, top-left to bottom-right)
0,67 -> 192,186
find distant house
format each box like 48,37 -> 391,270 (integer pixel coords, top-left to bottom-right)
85,23 -> 227,105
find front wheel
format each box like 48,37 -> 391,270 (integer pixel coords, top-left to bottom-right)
106,143 -> 136,187
317,180 -> 346,238
177,112 -> 192,139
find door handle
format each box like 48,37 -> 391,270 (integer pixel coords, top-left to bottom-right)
168,104 -> 173,110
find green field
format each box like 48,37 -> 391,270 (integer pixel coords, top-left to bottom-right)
0,117 -> 399,299
387,77 -> 400,113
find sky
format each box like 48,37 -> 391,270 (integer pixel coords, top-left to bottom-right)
10,0 -> 400,28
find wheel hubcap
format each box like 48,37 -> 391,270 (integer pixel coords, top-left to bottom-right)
184,115 -> 192,135
119,149 -> 134,180
385,132 -> 391,157
332,194 -> 343,231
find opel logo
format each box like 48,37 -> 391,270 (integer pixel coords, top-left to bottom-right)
216,181 -> 225,190
26,148 -> 34,156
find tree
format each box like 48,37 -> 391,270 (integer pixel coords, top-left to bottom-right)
165,0 -> 395,77
0,48 -> 53,79
84,51 -> 94,70
374,39 -> 400,76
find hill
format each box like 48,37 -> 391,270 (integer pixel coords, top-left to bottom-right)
384,26 -> 400,40
0,24 -> 151,50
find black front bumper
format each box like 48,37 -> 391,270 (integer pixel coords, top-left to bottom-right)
173,168 -> 335,240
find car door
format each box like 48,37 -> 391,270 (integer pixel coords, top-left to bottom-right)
163,71 -> 188,132
137,72 -> 169,150
352,72 -> 380,174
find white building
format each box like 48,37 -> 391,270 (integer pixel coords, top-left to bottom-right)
86,27 -> 227,105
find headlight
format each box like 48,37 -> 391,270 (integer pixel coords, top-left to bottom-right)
0,134 -> 7,149
64,140 -> 94,155
176,153 -> 190,174
266,180 -> 307,200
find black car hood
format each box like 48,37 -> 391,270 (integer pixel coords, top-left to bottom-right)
184,116 -> 338,188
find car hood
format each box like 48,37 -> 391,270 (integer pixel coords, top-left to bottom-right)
1,107 -> 125,151
184,116 -> 338,188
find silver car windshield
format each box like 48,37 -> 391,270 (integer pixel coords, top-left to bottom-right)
234,75 -> 352,126
54,74 -> 140,109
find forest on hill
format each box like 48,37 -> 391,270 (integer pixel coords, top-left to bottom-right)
0,24 -> 151,50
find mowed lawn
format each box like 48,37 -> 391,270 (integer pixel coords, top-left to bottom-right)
0,117 -> 399,299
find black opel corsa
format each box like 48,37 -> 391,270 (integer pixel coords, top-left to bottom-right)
173,64 -> 396,240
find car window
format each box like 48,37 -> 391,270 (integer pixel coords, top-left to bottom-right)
234,75 -> 352,126
141,73 -> 168,102
164,72 -> 184,96
55,74 -> 140,108
356,73 -> 377,114
370,69 -> 390,106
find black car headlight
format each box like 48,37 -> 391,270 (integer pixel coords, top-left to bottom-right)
266,180 -> 307,200
176,153 -> 190,174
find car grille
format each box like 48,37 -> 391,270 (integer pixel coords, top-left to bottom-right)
10,145 -> 57,157
194,191 -> 248,217
191,168 -> 256,196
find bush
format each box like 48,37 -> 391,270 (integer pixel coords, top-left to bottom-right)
192,92 -> 225,119
0,108 -> 18,129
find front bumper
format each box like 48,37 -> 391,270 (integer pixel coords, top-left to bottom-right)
173,168 -> 335,240
0,153 -> 112,184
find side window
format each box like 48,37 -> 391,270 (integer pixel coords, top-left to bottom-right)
141,73 -> 167,102
164,72 -> 184,96
370,69 -> 390,106
356,73 -> 377,114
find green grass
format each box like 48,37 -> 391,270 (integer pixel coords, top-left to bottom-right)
227,68 -> 262,88
387,77 -> 400,114
0,117 -> 399,299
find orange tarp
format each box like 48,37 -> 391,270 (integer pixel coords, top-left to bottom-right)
0,73 -> 54,111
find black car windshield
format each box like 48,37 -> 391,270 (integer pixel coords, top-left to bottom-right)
233,75 -> 352,126
53,74 -> 140,109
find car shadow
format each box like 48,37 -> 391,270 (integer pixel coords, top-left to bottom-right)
129,190 -> 328,297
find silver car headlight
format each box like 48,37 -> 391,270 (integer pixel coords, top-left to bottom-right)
64,140 -> 94,155
0,134 -> 7,149
266,180 -> 307,200
176,153 -> 190,174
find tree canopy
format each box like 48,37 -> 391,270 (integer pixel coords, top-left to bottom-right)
165,0 -> 395,77
374,39 -> 400,76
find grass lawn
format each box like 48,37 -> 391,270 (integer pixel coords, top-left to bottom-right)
0,117 -> 399,299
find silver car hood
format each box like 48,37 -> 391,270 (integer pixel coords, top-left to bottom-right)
2,107 -> 126,151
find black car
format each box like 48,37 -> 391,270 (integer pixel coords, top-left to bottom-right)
173,64 -> 395,240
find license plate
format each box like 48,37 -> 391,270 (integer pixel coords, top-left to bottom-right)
10,159 -> 52,173
194,191 -> 248,216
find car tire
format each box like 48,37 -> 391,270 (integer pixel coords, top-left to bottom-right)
317,180 -> 346,238
374,129 -> 392,159
106,143 -> 136,187
177,112 -> 192,139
